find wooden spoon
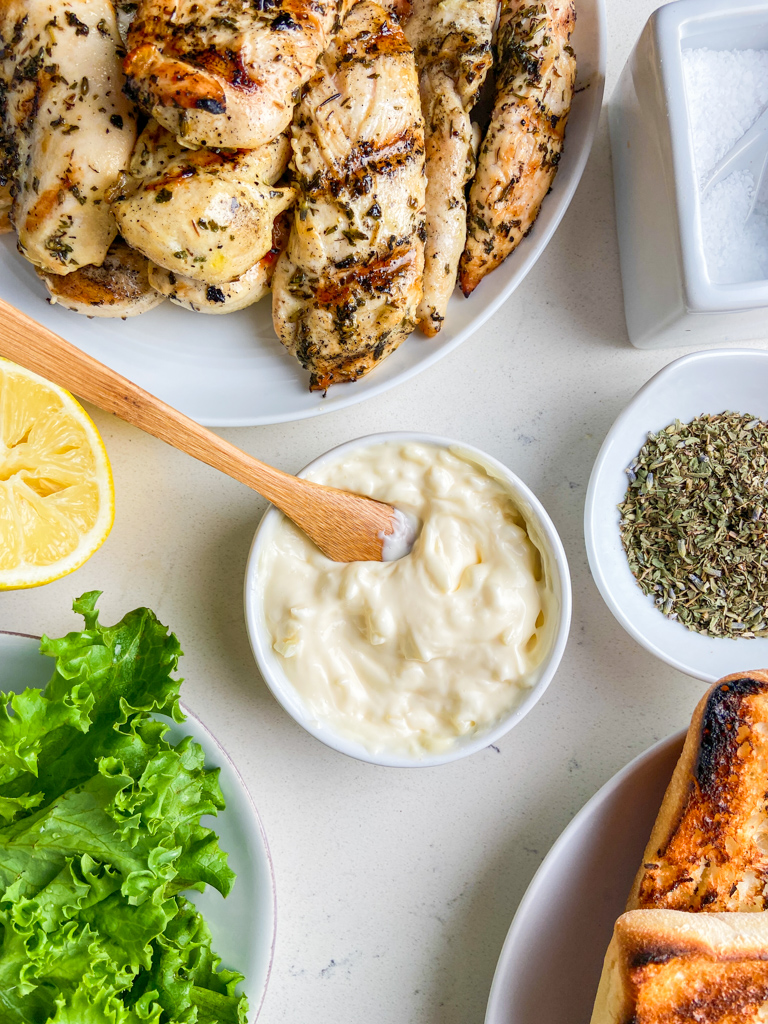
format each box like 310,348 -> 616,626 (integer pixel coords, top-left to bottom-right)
0,298 -> 414,562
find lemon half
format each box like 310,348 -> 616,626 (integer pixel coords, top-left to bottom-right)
0,359 -> 114,589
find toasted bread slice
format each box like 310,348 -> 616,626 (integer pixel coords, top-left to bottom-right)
591,909 -> 768,1023
628,671 -> 768,913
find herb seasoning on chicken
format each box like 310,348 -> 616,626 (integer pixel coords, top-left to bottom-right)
149,212 -> 290,313
459,0 -> 576,296
0,0 -> 137,274
123,0 -> 338,150
112,127 -> 294,284
272,0 -> 426,392
405,0 -> 497,335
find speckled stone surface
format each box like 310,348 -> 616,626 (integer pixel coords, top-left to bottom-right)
1,1 -> 763,1021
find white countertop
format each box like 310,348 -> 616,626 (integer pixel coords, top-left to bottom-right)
2,1 -> 764,1020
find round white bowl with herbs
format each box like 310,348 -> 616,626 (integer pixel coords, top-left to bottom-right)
585,348 -> 768,682
244,432 -> 572,768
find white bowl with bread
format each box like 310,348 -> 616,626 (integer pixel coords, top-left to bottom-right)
591,669 -> 768,1022
484,729 -> 685,1024
244,432 -> 571,768
585,348 -> 768,682
486,669 -> 768,1023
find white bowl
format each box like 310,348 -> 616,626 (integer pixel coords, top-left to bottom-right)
0,0 -> 605,426
244,433 -> 572,768
585,348 -> 768,682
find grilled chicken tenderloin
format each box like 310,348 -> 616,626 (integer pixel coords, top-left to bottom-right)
112,130 -> 294,284
413,68 -> 474,335
149,212 -> 289,313
272,0 -> 426,391
0,0 -> 137,274
149,258 -> 272,313
123,0 -> 339,150
459,0 -> 576,296
405,0 -> 497,335
38,238 -> 165,316
405,0 -> 496,110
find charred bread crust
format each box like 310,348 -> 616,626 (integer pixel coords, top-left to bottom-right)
628,670 -> 768,913
590,909 -> 768,1024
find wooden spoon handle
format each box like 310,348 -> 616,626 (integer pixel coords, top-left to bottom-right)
0,298 -> 389,559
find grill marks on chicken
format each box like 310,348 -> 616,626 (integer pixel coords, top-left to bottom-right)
0,0 -> 576,361
405,0 -> 496,335
272,0 -> 426,391
123,0 -> 338,149
459,0 -> 575,296
0,0 -> 137,274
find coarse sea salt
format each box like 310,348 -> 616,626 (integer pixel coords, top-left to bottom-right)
682,47 -> 768,284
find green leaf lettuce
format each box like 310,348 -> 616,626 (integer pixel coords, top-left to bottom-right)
0,593 -> 248,1024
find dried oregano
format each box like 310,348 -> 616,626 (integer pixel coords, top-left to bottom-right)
618,412 -> 768,638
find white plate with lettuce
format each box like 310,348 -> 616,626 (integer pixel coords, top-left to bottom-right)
0,594 -> 275,1023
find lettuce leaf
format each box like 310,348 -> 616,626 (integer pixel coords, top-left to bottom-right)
127,900 -> 248,1024
0,594 -> 248,1024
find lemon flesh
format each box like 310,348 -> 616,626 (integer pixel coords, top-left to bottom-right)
0,360 -> 114,589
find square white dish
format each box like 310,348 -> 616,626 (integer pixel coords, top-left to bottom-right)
610,0 -> 768,349
585,348 -> 768,682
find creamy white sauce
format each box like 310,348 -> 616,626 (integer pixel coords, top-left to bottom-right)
259,442 -> 555,756
380,507 -> 420,561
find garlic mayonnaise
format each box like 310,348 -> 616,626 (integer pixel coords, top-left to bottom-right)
258,442 -> 555,756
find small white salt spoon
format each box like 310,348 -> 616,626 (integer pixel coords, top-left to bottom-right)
702,104 -> 768,223
0,297 -> 417,563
